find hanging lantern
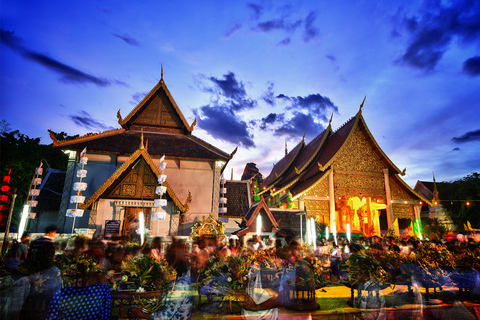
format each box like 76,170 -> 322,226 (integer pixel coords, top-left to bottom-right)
220,187 -> 227,194
66,208 -> 84,217
79,157 -> 88,165
154,199 -> 168,207
29,189 -> 41,196
160,162 -> 167,170
152,210 -> 166,220
0,185 -> 10,192
35,167 -> 43,175
73,182 -> 88,191
32,178 -> 42,185
254,195 -> 260,202
219,207 -> 227,214
29,212 -> 37,219
155,186 -> 167,196
70,195 -> 85,203
27,200 -> 38,207
219,197 -> 227,204
158,174 -> 167,183
76,169 -> 87,178
221,177 -> 226,185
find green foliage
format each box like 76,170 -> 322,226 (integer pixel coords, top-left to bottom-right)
421,218 -> 448,239
437,173 -> 480,230
0,126 -> 68,231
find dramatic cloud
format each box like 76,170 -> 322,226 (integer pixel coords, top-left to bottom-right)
463,56 -> 480,76
274,112 -> 323,138
69,110 -> 115,131
0,29 -> 120,87
247,3 -> 264,20
260,81 -> 276,106
452,129 -> 480,143
111,33 -> 140,46
254,18 -> 302,33
193,106 -> 255,148
259,113 -> 284,130
277,93 -> 338,122
200,71 -> 257,111
303,11 -> 319,42
395,1 -> 480,71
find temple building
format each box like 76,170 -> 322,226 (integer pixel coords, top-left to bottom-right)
49,72 -> 236,237
257,102 -> 430,237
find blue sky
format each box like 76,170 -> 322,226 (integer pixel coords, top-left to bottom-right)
1,0 -> 479,187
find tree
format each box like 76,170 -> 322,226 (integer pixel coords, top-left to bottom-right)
0,124 -> 68,232
437,173 -> 480,231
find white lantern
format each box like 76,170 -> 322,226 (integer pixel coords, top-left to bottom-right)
79,157 -> 88,165
35,167 -> 43,175
155,186 -> 167,196
220,188 -> 227,194
73,182 -> 88,191
27,200 -> 38,207
29,189 -> 40,196
218,207 -> 227,214
154,199 -> 168,207
32,178 -> 42,186
70,195 -> 85,203
219,197 -> 227,204
159,162 -> 167,170
157,174 -> 167,183
221,177 -> 227,184
77,169 -> 87,178
152,210 -> 166,220
66,209 -> 84,217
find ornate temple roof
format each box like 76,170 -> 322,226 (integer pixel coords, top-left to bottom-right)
79,143 -> 191,212
50,74 -> 232,162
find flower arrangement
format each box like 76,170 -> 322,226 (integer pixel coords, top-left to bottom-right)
340,251 -> 390,286
304,256 -> 328,289
190,213 -> 225,238
55,254 -> 103,276
121,255 -> 176,291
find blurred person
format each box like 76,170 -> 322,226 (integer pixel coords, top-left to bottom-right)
4,232 -> 30,268
150,237 -> 162,261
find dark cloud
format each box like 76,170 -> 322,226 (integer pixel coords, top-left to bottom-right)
303,11 -> 319,42
276,38 -> 291,46
201,71 -> 257,111
260,81 -> 276,106
224,23 -> 242,38
254,18 -> 302,33
259,113 -> 284,130
70,110 -> 115,131
111,33 -> 140,46
453,148 -> 460,151
452,129 -> 480,143
463,56 -> 480,76
1,29 -> 121,87
325,55 -> 336,62
274,112 -> 323,139
247,3 -> 264,20
277,93 -> 338,122
193,105 -> 255,148
395,1 -> 480,71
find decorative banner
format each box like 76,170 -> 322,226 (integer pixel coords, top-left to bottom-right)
79,157 -> 88,165
152,210 -> 166,220
155,186 -> 167,196
76,169 -> 87,178
70,195 -> 86,203
154,199 -> 168,207
29,189 -> 41,196
27,200 -> 38,207
73,182 -> 88,191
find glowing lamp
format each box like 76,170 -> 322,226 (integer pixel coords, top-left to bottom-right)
17,205 -> 30,241
139,211 -> 145,245
256,215 -> 262,236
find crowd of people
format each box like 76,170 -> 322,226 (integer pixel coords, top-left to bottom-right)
2,225 -> 480,318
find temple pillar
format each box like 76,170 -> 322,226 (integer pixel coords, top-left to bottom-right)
328,169 -> 335,228
383,168 -> 399,236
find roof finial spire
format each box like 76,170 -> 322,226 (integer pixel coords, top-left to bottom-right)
359,96 -> 366,111
140,128 -> 144,150
329,112 -> 333,125
285,139 -> 288,155
161,64 -> 164,81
